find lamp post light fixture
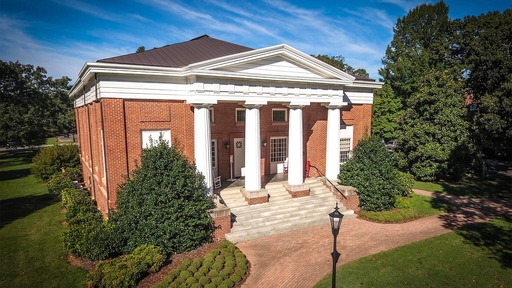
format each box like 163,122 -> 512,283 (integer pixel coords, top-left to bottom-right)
329,202 -> 344,288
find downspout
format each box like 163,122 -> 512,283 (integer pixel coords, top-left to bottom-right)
86,86 -> 96,201
97,74 -> 111,215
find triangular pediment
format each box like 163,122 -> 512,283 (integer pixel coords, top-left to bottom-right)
188,44 -> 356,82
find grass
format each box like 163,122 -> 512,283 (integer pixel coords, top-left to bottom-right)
314,216 -> 512,287
413,167 -> 512,199
0,150 -> 87,287
359,194 -> 451,223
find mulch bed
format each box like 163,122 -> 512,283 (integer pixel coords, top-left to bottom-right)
67,240 -> 250,288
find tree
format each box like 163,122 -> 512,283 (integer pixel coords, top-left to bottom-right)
394,69 -> 472,181
0,61 -> 75,146
379,1 -> 456,103
371,83 -> 402,141
338,136 -> 413,211
136,46 -> 145,53
112,138 -> 215,255
313,55 -> 370,78
461,10 -> 512,148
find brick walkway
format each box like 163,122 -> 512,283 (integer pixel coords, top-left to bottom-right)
236,190 -> 512,287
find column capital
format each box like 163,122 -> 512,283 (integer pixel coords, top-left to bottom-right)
189,103 -> 214,109
322,102 -> 348,109
286,101 -> 310,109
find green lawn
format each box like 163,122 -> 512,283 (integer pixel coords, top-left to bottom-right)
315,216 -> 512,287
414,172 -> 511,199
0,150 -> 87,287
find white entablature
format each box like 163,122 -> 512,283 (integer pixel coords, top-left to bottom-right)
71,43 -> 382,108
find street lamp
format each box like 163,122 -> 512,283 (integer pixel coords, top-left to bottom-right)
329,202 -> 344,288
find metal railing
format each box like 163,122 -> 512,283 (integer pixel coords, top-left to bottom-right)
308,164 -> 347,200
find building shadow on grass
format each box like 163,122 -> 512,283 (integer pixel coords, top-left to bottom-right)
0,194 -> 54,228
0,168 -> 31,181
455,215 -> 512,269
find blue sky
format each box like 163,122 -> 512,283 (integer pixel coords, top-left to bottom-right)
1,0 -> 511,82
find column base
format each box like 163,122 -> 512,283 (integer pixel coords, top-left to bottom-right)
284,183 -> 310,198
241,188 -> 268,205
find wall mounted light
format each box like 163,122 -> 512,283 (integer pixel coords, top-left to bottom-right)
262,139 -> 267,147
224,141 -> 230,150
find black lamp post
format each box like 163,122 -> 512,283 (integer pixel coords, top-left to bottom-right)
329,202 -> 344,288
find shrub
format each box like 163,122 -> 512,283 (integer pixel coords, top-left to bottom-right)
339,136 -> 412,211
230,273 -> 242,283
31,144 -> 80,182
395,196 -> 411,209
212,262 -> 224,271
212,277 -> 223,286
63,192 -> 122,260
47,172 -> 74,200
61,187 -> 85,208
187,265 -> 197,274
179,270 -> 191,279
185,277 -> 196,285
204,284 -> 216,288
208,269 -> 219,278
87,244 -> 165,288
394,171 -> 415,197
222,279 -> 235,288
111,138 -> 215,255
199,276 -> 210,285
193,271 -> 203,279
219,270 -> 231,280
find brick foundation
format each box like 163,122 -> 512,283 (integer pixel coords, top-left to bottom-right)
241,188 -> 269,205
337,194 -> 360,213
209,203 -> 231,241
322,179 -> 360,213
284,183 -> 310,198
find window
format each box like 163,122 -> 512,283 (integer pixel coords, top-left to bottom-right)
211,140 -> 217,170
141,130 -> 171,149
209,107 -> 215,123
270,137 -> 288,162
340,138 -> 351,164
236,108 -> 245,123
272,109 -> 287,122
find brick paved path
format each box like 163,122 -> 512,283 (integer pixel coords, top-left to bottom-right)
236,191 -> 512,288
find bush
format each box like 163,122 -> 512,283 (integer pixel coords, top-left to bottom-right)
111,138 -> 215,255
31,144 -> 80,182
47,172 -> 74,200
63,192 -> 122,260
394,171 -> 414,197
87,244 -> 166,288
61,187 -> 85,208
339,136 -> 414,211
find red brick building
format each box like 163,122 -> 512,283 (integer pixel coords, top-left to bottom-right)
70,35 -> 382,215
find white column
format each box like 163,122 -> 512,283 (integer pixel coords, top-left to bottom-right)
244,104 -> 262,191
325,106 -> 341,180
193,104 -> 213,195
288,105 -> 304,186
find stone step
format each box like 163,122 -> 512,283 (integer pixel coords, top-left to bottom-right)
230,193 -> 336,214
232,200 -> 340,221
226,210 -> 356,243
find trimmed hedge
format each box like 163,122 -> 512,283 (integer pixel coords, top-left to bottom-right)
87,244 -> 166,288
154,240 -> 248,288
62,189 -> 122,260
31,144 -> 80,182
47,172 -> 74,200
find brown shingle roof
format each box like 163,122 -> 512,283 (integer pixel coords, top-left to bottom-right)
97,35 -> 254,67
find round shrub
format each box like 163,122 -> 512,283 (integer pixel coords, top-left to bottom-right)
192,258 -> 202,268
225,260 -> 235,270
225,255 -> 235,263
339,136 -> 404,211
222,279 -> 235,288
204,284 -> 216,288
111,139 -> 215,255
223,266 -> 234,275
218,285 -> 229,288
218,240 -> 230,249
212,262 -> 224,271
208,269 -> 219,278
230,274 -> 242,283
185,277 -> 197,285
219,270 -> 231,280
190,283 -> 201,288
179,270 -> 191,279
215,255 -> 225,263
212,277 -> 223,286
187,265 -> 197,274
47,172 -> 74,200
179,259 -> 192,270
198,266 -> 209,275
193,271 -> 203,279
234,268 -> 246,278
31,144 -> 80,182
210,249 -> 220,257
237,262 -> 247,272
61,187 -> 87,208
199,276 -> 210,285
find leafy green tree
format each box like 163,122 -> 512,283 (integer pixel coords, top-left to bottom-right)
136,46 -> 145,53
31,144 -> 80,182
461,10 -> 512,147
339,136 -> 412,211
313,55 -> 370,78
0,61 -> 75,146
395,69 -> 472,181
380,1 -> 456,103
112,138 -> 215,255
371,83 -> 402,141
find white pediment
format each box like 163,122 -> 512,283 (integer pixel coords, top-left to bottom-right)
213,56 -> 327,79
188,44 -> 356,83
